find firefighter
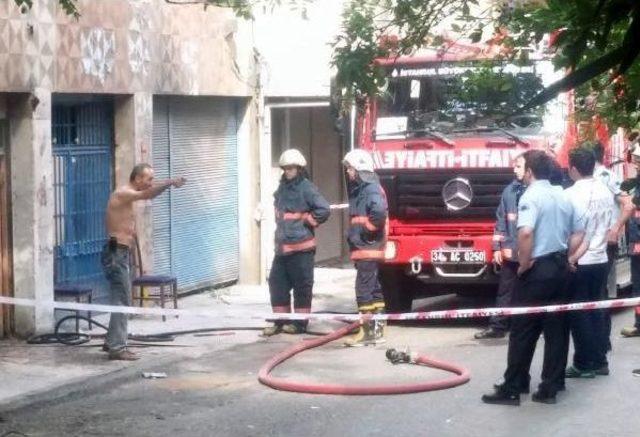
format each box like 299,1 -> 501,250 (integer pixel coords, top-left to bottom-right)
342,149 -> 389,347
263,149 -> 330,336
482,150 -> 585,406
475,154 -> 526,339
619,142 -> 640,338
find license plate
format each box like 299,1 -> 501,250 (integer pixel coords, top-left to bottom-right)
430,249 -> 486,264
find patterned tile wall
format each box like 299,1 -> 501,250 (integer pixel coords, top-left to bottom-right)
0,0 -> 254,96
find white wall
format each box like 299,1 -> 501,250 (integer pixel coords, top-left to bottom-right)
253,0 -> 344,98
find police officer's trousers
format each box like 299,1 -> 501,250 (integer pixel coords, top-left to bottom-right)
489,261 -> 518,332
268,250 -> 314,327
630,255 -> 640,329
600,244 -> 617,350
502,253 -> 569,396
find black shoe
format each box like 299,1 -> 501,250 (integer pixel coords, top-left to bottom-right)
474,328 -> 507,340
531,390 -> 557,404
494,383 -> 529,394
595,365 -> 610,376
481,389 -> 520,406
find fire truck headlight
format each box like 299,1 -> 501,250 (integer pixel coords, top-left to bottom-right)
384,241 -> 397,260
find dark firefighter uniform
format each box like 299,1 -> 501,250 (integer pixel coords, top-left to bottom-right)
485,180 -> 525,336
347,171 -> 388,310
268,173 -> 330,331
621,176 -> 640,336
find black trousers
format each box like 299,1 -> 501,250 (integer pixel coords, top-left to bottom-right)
489,261 -> 519,332
568,263 -> 608,371
600,244 -> 617,349
630,255 -> 640,329
354,260 -> 384,307
502,253 -> 569,396
268,251 -> 314,326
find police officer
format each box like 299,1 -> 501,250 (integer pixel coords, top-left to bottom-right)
591,142 -> 633,347
263,149 -> 330,336
342,149 -> 389,347
482,150 -> 585,406
475,154 -> 526,339
620,142 -> 640,338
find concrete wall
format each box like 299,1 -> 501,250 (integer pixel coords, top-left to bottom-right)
8,90 -> 54,337
0,0 -> 254,97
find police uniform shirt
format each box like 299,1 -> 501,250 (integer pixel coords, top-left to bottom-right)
517,180 -> 585,259
564,178 -> 616,265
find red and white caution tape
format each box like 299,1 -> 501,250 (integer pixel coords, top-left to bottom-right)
1,295 -> 639,322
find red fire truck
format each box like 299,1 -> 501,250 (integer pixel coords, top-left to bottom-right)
355,42 -> 607,311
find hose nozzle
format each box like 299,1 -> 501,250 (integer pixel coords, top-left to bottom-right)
386,348 -> 411,364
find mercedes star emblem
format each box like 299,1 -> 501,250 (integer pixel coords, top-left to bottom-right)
442,177 -> 473,211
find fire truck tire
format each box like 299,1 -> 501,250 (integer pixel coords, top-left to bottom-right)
380,266 -> 413,313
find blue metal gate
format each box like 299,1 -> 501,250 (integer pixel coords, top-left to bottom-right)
52,101 -> 113,301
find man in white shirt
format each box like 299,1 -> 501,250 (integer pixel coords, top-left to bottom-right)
564,146 -> 617,378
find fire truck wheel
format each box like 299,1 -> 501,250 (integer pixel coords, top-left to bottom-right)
380,266 -> 414,313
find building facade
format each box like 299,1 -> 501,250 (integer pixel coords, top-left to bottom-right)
0,0 -> 261,337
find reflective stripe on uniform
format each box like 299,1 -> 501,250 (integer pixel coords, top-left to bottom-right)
501,248 -> 514,260
350,216 -> 378,231
281,238 -> 316,254
281,211 -> 318,227
282,211 -> 307,220
351,249 -> 385,261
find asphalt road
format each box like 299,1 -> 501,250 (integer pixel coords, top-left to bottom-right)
3,294 -> 640,437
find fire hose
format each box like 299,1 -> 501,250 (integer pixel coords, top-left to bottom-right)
258,319 -> 471,395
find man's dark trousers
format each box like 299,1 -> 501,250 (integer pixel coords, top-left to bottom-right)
569,263 -> 608,371
502,253 -> 569,396
489,261 -> 518,332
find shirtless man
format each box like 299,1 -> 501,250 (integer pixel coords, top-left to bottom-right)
102,163 -> 186,360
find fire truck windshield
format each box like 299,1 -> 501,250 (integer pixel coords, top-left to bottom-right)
375,62 -> 546,140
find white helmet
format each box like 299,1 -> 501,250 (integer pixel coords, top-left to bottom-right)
343,149 -> 375,173
279,148 -> 307,167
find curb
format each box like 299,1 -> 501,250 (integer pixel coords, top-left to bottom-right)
0,350 -> 194,416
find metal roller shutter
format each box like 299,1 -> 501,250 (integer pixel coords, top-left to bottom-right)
152,98 -> 172,276
152,96 -> 240,290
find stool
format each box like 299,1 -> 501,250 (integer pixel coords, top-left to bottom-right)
132,275 -> 178,322
54,284 -> 93,332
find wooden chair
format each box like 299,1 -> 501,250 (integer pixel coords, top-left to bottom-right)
131,237 -> 178,322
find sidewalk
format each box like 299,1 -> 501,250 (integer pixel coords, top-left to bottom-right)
0,268 -> 357,412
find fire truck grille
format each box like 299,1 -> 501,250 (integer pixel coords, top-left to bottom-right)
378,168 -> 516,220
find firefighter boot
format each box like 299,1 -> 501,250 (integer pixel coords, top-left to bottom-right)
262,323 -> 283,337
344,305 -> 376,347
372,301 -> 386,345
